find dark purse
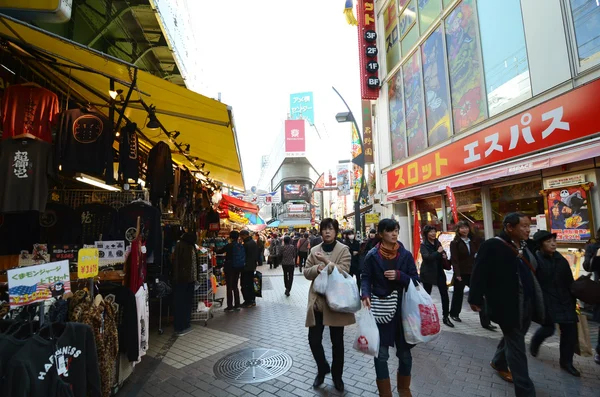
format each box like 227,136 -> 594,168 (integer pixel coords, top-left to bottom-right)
442,257 -> 451,271
570,274 -> 600,304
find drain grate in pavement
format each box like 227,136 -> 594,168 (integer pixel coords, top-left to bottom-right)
213,348 -> 292,384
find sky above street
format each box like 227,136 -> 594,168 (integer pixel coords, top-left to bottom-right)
187,0 -> 363,189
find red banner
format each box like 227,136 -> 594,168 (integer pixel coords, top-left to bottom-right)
412,201 -> 421,261
386,78 -> 600,193
357,0 -> 380,100
446,186 -> 459,224
284,119 -> 306,155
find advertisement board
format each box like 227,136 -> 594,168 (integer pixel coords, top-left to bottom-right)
282,183 -> 311,202
284,119 -> 306,156
543,184 -> 593,242
7,260 -> 71,308
290,92 -> 314,125
337,164 -> 351,196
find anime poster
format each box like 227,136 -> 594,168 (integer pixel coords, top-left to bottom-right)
384,0 -> 400,73
403,51 -> 427,156
421,26 -> 451,146
547,185 -> 592,242
445,0 -> 487,133
418,0 -> 442,34
388,68 -> 407,162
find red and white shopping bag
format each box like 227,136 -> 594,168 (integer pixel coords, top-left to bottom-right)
402,281 -> 441,344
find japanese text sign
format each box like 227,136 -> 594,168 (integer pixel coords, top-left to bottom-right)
290,92 -> 314,125
50,244 -> 81,263
284,119 -> 306,156
362,100 -> 374,164
7,260 -> 71,308
78,248 -> 99,279
365,213 -> 380,224
387,78 -> 600,193
357,0 -> 380,100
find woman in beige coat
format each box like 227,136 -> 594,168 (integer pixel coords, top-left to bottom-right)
304,218 -> 355,393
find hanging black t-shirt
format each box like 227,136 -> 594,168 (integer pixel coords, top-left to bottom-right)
4,322 -> 101,397
56,108 -> 114,184
74,203 -> 119,245
118,122 -> 139,183
40,202 -> 77,244
0,139 -> 54,213
0,211 -> 40,255
118,202 -> 161,258
97,284 -> 139,362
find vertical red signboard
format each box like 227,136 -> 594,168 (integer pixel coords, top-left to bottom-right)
357,0 -> 380,100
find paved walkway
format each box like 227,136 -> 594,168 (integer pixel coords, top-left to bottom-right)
119,265 -> 600,396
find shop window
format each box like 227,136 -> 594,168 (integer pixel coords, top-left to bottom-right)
490,181 -> 544,236
421,25 -> 452,146
418,0 -> 443,34
417,196 -> 443,230
400,1 -> 419,56
388,70 -> 408,163
403,51 -> 427,156
478,0 -> 531,116
445,189 -> 484,239
445,0 -> 487,133
385,0 -> 401,73
569,0 -> 600,67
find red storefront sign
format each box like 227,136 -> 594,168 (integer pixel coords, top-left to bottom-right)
284,119 -> 305,155
387,78 -> 600,193
357,0 -> 380,100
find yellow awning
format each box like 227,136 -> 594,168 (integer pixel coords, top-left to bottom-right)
0,14 -> 245,189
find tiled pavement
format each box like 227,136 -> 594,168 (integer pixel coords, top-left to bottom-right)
118,265 -> 600,396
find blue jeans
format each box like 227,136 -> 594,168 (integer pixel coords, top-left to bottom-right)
374,344 -> 412,379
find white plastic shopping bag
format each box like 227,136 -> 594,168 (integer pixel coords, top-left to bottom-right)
353,307 -> 380,356
313,268 -> 328,295
401,281 -> 440,344
326,267 -> 361,313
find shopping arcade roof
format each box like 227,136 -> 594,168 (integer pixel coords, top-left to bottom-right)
0,14 -> 245,189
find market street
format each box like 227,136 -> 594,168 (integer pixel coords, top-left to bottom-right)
119,266 -> 600,397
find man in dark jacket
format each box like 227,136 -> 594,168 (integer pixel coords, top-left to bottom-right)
582,230 -> 600,365
240,230 -> 258,308
172,232 -> 197,336
216,231 -> 242,312
342,230 -> 362,291
469,213 -> 542,397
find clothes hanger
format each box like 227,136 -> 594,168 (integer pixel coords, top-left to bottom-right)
12,132 -> 39,140
20,82 -> 42,88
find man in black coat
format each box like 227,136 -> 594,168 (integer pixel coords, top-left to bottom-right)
469,213 -> 542,397
583,231 -> 600,365
240,230 -> 258,308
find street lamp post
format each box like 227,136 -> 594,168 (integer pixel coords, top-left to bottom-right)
333,86 -> 365,239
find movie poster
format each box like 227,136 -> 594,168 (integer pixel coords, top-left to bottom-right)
546,185 -> 591,242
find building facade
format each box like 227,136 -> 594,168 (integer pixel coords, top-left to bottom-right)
371,0 -> 600,260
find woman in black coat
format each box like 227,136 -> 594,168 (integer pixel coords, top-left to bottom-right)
530,230 -> 580,377
419,225 -> 453,327
361,219 -> 419,396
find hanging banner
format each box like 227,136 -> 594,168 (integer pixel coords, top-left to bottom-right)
7,260 -> 71,308
337,164 -> 351,196
412,201 -> 421,262
353,163 -> 363,202
362,100 -> 374,164
445,186 -> 459,224
357,0 -> 380,100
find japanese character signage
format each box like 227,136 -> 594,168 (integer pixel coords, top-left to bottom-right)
542,183 -> 593,243
77,248 -> 99,279
290,92 -> 314,125
445,186 -> 459,224
50,244 -> 81,264
337,164 -> 351,196
284,119 -> 306,156
357,0 -> 380,100
7,260 -> 71,308
386,78 -> 600,193
362,100 -> 374,164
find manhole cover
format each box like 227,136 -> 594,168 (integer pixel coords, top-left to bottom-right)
213,348 -> 292,384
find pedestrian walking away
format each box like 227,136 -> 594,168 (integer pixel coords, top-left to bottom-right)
281,236 -> 297,296
215,231 -> 243,312
469,212 -> 545,397
239,230 -> 258,308
529,230 -> 580,377
449,221 -> 496,330
582,229 -> 600,366
361,218 -> 419,397
297,232 -> 310,272
304,218 -> 355,393
419,225 -> 453,328
342,230 -> 362,293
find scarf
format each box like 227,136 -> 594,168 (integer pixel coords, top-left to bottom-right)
378,242 -> 399,260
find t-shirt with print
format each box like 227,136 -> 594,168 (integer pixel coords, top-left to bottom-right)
74,203 -> 119,245
0,138 -> 54,212
134,284 -> 149,363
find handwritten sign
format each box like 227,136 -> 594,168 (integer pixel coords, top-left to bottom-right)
78,248 -> 99,279
7,260 -> 71,308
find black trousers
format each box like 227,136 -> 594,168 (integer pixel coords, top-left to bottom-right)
308,311 -> 345,379
423,275 -> 450,317
225,268 -> 241,309
531,322 -> 577,365
241,270 -> 256,304
173,282 -> 194,332
283,265 -> 294,291
450,273 -> 491,326
298,251 -> 308,268
493,317 -> 535,397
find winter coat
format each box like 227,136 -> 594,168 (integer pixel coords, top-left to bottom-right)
449,237 -> 479,278
361,243 -> 419,347
303,241 -> 356,328
419,239 -> 445,285
281,244 -> 297,266
534,250 -> 577,324
242,237 -> 258,272
343,238 -> 362,274
582,242 -> 600,322
173,232 -> 197,284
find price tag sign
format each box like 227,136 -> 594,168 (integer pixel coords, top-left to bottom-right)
78,248 -> 99,279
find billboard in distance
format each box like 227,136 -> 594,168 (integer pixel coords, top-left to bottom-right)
282,183 -> 311,202
284,119 -> 306,156
290,92 -> 315,125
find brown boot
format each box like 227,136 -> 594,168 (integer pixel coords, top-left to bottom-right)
397,375 -> 413,396
376,378 -> 392,397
